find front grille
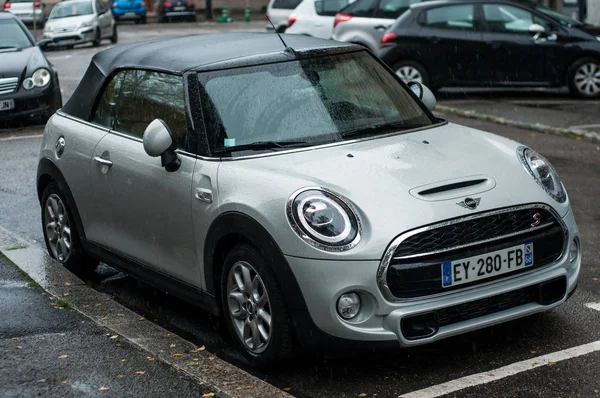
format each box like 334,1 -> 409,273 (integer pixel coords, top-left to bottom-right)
0,77 -> 19,95
56,25 -> 77,32
381,205 -> 566,299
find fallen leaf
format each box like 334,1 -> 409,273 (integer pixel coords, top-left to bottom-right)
65,282 -> 71,286
191,346 -> 206,353
167,333 -> 173,336
147,357 -> 155,361
121,359 -> 127,363
169,344 -> 176,348
593,278 -> 599,281
135,371 -> 145,375
116,375 -> 125,379
208,356 -> 215,360
98,387 -> 109,391
100,316 -> 109,321
11,338 -> 17,340
359,394 -> 367,397
548,362 -> 557,366
105,298 -> 111,301
246,385 -> 253,389
173,353 -> 183,358
15,346 -> 22,349
115,343 -> 121,347
110,335 -> 118,339
594,389 -> 599,394
532,362 -> 538,366
189,361 -> 199,366
63,292 -> 70,297
283,387 -> 292,391
530,350 -> 537,354
202,394 -> 215,397
52,282 -> 58,287
235,387 -> 242,390
139,317 -> 145,321
96,303 -> 103,307
58,355 -> 68,359
61,380 -> 68,385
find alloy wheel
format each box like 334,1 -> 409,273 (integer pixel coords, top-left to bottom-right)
226,261 -> 272,354
396,66 -> 423,84
43,194 -> 72,263
574,62 -> 600,96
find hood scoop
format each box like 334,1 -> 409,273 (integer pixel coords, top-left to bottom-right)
410,175 -> 496,202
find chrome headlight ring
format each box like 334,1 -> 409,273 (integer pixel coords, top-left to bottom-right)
23,68 -> 51,90
517,146 -> 566,203
287,187 -> 362,252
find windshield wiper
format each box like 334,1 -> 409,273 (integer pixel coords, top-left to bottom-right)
0,46 -> 19,50
212,140 -> 311,154
341,122 -> 427,139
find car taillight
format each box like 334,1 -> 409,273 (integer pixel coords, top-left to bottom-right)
186,1 -> 194,6
265,12 -> 270,21
333,13 -> 352,28
141,0 -> 146,6
379,32 -> 397,48
163,1 -> 172,7
3,2 -> 11,9
287,17 -> 296,28
33,1 -> 41,7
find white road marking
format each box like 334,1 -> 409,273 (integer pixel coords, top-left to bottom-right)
570,124 -> 600,130
399,340 -> 600,398
585,303 -> 600,311
0,134 -> 43,142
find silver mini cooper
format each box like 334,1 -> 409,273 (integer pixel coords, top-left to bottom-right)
37,33 -> 581,366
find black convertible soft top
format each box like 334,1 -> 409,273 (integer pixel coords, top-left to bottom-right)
62,33 -> 361,120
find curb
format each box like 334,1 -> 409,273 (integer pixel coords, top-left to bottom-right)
435,105 -> 600,144
0,226 -> 289,398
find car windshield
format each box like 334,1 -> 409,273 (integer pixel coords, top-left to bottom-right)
49,1 -> 94,19
533,3 -> 583,26
197,51 -> 433,156
0,19 -> 33,50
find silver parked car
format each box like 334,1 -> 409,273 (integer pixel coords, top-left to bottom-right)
42,0 -> 117,48
37,33 -> 580,366
265,0 -> 302,32
332,0 -> 426,52
3,0 -> 46,26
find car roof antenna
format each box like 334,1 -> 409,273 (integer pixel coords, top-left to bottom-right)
266,15 -> 297,57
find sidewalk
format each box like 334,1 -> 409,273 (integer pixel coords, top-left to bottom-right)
0,254 -> 216,397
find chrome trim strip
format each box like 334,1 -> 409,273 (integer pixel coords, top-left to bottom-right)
392,222 -> 556,261
377,203 -> 569,303
0,77 -> 19,95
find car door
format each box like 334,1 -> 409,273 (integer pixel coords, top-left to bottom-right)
88,69 -> 200,286
418,3 -> 487,84
479,3 -> 559,83
95,0 -> 110,37
371,0 -> 419,42
313,0 -> 352,38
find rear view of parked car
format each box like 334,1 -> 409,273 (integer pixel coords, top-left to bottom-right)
110,0 -> 147,23
3,0 -> 46,27
287,0 -> 353,38
332,0 -> 425,51
43,0 -> 117,48
265,0 -> 302,32
156,0 -> 196,22
378,0 -> 600,97
0,12 -> 62,125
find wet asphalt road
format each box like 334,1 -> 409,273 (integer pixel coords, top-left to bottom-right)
1,23 -> 600,398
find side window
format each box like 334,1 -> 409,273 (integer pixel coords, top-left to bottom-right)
483,4 -> 550,34
343,0 -> 376,17
374,0 -> 419,20
272,0 -> 302,9
425,4 -> 475,30
92,70 -> 188,149
315,0 -> 351,16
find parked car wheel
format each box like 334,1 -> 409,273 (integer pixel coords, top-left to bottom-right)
567,57 -> 600,98
41,182 -> 99,275
221,244 -> 293,367
393,60 -> 429,87
140,15 -> 147,24
111,26 -> 118,44
92,28 -> 101,46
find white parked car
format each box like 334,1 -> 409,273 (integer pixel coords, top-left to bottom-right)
286,0 -> 354,38
3,0 -> 46,27
42,0 -> 116,48
265,0 -> 302,33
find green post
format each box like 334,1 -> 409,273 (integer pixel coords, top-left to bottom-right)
216,6 -> 228,22
244,5 -> 250,22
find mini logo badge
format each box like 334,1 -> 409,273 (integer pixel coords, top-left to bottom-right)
457,197 -> 480,210
531,212 -> 541,227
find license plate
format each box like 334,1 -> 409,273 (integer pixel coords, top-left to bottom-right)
0,99 -> 15,112
125,12 -> 136,16
58,39 -> 75,45
441,242 -> 533,288
174,6 -> 185,10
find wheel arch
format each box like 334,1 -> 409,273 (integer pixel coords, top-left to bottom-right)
37,157 -> 87,240
203,212 -> 308,314
565,53 -> 600,84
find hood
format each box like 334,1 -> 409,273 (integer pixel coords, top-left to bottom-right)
217,122 -> 571,259
46,15 -> 95,29
0,46 -> 48,80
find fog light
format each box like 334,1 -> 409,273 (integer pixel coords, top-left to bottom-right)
569,238 -> 579,262
23,78 -> 34,90
337,292 -> 361,319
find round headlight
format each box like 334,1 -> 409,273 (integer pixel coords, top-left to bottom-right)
32,68 -> 51,88
337,292 -> 361,319
22,78 -> 35,90
518,147 -> 566,203
287,188 -> 361,251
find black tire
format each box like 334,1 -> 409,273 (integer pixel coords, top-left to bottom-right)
220,243 -> 294,368
141,15 -> 147,24
92,28 -> 101,47
189,14 -> 197,22
567,57 -> 600,98
392,60 -> 430,87
276,26 -> 286,33
41,182 -> 99,276
110,26 -> 118,44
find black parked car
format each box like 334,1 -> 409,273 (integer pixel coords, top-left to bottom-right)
156,0 -> 196,22
378,0 -> 600,97
0,12 -> 62,126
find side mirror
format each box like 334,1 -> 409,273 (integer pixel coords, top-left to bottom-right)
528,23 -> 546,35
143,119 -> 181,172
37,39 -> 53,50
407,81 -> 436,112
314,0 -> 324,14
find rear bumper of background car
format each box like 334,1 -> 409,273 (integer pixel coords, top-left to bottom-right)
164,10 -> 195,17
286,207 -> 580,345
112,7 -> 146,18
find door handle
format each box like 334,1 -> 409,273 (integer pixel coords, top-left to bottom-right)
94,156 -> 113,167
374,25 -> 388,31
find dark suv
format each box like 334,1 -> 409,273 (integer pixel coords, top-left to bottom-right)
378,0 -> 600,97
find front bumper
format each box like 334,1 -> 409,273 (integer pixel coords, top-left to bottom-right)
42,28 -> 96,46
0,81 -> 61,124
286,208 -> 580,345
